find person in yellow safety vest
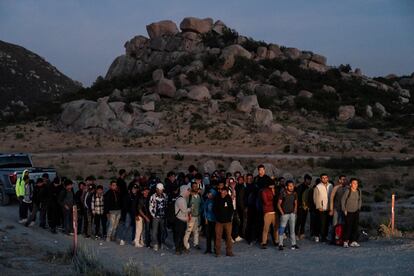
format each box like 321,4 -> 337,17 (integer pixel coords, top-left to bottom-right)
16,169 -> 29,223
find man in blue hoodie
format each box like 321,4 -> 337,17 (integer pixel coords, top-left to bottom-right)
204,189 -> 216,254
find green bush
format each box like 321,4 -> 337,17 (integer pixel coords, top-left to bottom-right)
241,37 -> 268,52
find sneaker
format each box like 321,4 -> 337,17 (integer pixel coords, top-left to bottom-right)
279,245 -> 284,251
135,242 -> 144,248
29,221 -> 35,227
153,244 -> 159,251
299,234 -> 305,240
19,219 -> 27,224
235,236 -> 243,242
343,241 -> 349,248
194,245 -> 201,250
315,237 -> 320,243
69,232 -> 74,236
261,244 -> 267,249
175,251 -> 182,255
350,241 -> 360,247
231,239 -> 235,244
120,240 -> 126,246
226,252 -> 235,257
291,245 -> 299,250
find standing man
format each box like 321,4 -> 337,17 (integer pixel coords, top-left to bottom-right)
174,185 -> 191,255
342,178 -> 362,248
214,187 -> 234,257
295,174 -> 312,240
260,180 -> 279,249
104,180 -> 121,242
15,170 -> 29,223
25,178 -> 47,228
149,183 -> 168,251
184,181 -> 203,250
58,179 -> 75,235
278,180 -> 299,250
313,173 -> 333,242
330,175 -> 348,244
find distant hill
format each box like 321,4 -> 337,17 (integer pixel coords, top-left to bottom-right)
0,40 -> 81,121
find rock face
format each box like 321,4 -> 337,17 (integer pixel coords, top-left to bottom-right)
220,44 -> 252,69
60,97 -> 161,136
180,17 -> 213,34
0,40 -> 81,114
187,85 -> 211,101
203,160 -> 216,174
237,95 -> 259,113
298,90 -> 313,98
338,105 -> 355,121
146,20 -> 179,39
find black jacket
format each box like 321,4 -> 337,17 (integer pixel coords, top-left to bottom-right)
214,195 -> 234,223
254,175 -> 272,190
33,184 -> 48,206
104,189 -> 121,214
122,192 -> 140,218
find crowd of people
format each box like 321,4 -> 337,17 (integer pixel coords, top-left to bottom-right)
14,164 -> 363,256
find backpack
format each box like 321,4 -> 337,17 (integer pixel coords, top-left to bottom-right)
335,224 -> 344,246
166,195 -> 181,225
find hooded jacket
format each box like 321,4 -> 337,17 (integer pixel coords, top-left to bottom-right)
15,169 -> 29,197
175,185 -> 190,222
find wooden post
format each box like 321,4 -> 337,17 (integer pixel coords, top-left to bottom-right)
391,193 -> 395,236
72,206 -> 78,255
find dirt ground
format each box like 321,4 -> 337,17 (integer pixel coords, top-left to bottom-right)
0,202 -> 414,276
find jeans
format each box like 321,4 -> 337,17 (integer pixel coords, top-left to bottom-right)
26,203 -> 46,227
174,218 -> 187,253
295,207 -> 308,236
119,213 -> 135,242
262,212 -> 279,245
184,216 -> 200,249
309,209 -> 318,237
246,207 -> 258,244
279,213 -> 296,246
63,208 -> 73,234
215,222 -> 232,255
151,217 -> 166,246
344,211 -> 359,243
106,210 -> 121,241
317,210 -> 330,241
21,201 -> 33,220
205,220 -> 216,252
94,214 -> 106,237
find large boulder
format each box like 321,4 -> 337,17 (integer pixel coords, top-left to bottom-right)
338,105 -> 355,121
227,161 -> 246,175
146,20 -> 179,39
298,90 -> 313,98
255,84 -> 280,98
124,35 -> 149,56
254,108 -> 273,127
237,95 -> 259,113
366,105 -> 373,118
212,20 -> 227,35
187,85 -> 211,101
310,53 -> 327,65
280,71 -> 297,84
284,47 -> 301,59
142,93 -> 161,104
152,69 -> 164,82
203,160 -> 216,174
220,44 -> 252,69
374,102 -> 388,117
180,17 -> 213,34
105,55 -> 140,80
155,78 -> 176,98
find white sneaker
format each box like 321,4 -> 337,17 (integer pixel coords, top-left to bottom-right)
29,221 -> 35,227
120,240 -> 125,246
19,219 -> 27,224
134,242 -> 144,248
153,244 -> 159,251
315,237 -> 320,243
235,236 -> 243,242
231,239 -> 235,244
350,241 -> 360,247
343,241 -> 349,248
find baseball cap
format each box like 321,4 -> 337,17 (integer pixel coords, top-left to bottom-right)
156,183 -> 164,190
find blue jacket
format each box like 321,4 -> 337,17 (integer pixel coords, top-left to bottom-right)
204,198 -> 216,222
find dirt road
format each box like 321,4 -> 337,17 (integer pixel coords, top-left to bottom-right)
1,203 -> 413,275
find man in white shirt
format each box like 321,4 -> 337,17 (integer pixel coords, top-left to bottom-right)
313,173 -> 333,242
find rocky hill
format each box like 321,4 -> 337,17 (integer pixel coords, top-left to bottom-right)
0,40 -> 81,121
57,17 -> 414,154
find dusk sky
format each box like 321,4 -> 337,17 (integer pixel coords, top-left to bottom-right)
1,0 -> 413,86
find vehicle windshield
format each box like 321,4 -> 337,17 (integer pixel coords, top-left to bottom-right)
0,156 -> 32,168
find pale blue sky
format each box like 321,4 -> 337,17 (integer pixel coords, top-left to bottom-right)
1,0 -> 413,86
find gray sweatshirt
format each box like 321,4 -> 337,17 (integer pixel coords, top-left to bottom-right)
341,189 -> 362,213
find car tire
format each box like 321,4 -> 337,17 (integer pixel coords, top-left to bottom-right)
0,184 -> 10,206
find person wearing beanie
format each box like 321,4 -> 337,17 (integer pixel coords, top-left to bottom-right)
149,183 -> 167,251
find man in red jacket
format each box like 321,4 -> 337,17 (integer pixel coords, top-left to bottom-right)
261,180 -> 278,249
